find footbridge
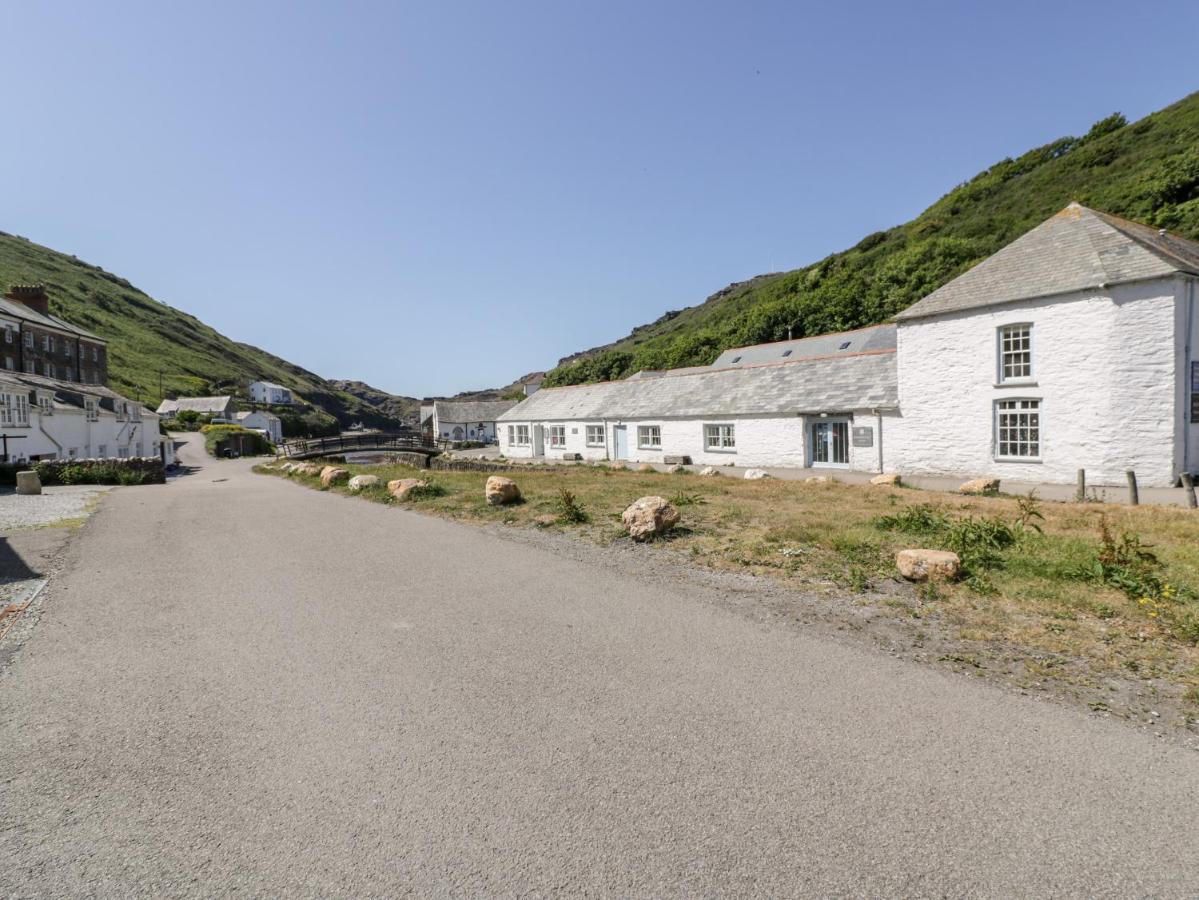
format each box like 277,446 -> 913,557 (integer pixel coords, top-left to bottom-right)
279,432 -> 440,460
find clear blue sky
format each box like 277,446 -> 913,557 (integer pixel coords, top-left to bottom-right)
3,1 -> 1198,397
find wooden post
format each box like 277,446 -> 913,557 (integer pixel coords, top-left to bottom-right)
1182,473 -> 1197,509
1126,469 -> 1139,506
1076,468 -> 1086,503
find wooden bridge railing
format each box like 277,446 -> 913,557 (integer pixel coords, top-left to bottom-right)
279,432 -> 439,459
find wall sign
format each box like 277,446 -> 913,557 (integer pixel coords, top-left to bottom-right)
852,426 -> 874,448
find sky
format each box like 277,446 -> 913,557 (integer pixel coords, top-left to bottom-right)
3,0 -> 1199,398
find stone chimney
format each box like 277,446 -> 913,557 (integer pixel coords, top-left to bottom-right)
5,284 -> 49,316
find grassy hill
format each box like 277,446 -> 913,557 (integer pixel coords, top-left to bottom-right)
545,92 -> 1199,387
0,231 -> 411,434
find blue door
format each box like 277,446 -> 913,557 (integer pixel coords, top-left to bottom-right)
613,425 -> 629,460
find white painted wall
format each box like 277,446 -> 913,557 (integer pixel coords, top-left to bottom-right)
239,411 -> 283,444
437,420 -> 499,442
889,278 -> 1182,487
249,382 -> 293,404
497,413 -> 885,471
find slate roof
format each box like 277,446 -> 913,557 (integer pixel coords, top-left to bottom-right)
498,350 -> 897,421
0,371 -> 141,413
0,297 -> 104,341
897,203 -> 1199,321
252,380 -> 289,391
156,395 -> 235,415
710,323 -> 896,368
433,399 -> 518,424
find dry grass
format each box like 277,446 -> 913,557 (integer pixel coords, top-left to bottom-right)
259,460 -> 1199,705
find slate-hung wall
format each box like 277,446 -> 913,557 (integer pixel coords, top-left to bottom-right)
15,325 -> 107,383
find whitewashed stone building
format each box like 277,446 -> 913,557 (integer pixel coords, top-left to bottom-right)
428,399 -> 518,443
248,381 -> 294,405
498,204 -> 1199,488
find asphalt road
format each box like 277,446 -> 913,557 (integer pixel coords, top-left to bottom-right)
2,435 -> 1197,897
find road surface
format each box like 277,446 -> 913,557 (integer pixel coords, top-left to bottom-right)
2,434 -> 1197,897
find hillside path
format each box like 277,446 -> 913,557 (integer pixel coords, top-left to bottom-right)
1,434 -> 1197,897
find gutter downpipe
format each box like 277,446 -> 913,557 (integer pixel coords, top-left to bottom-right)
34,407 -> 63,459
1185,277 -> 1196,480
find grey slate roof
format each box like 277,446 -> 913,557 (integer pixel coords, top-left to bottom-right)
0,298 -> 104,341
433,399 -> 518,423
897,203 -> 1199,321
710,323 -> 896,368
156,396 -> 235,415
498,351 -> 897,421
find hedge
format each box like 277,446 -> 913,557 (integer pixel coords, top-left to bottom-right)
0,457 -> 166,486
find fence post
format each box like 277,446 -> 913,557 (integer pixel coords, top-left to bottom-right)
1076,468 -> 1086,503
1182,473 -> 1197,509
1126,469 -> 1139,506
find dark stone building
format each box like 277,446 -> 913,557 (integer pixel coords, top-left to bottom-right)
0,285 -> 108,385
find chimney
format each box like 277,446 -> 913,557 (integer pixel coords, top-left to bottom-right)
5,284 -> 49,317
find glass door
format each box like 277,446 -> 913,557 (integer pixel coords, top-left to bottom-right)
810,419 -> 849,467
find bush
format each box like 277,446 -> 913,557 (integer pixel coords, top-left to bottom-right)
202,424 -> 272,456
554,487 -> 588,523
31,457 -> 165,486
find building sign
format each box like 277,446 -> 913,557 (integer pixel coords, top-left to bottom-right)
852,426 -> 874,448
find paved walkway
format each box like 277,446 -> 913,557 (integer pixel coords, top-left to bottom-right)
2,434 -> 1198,896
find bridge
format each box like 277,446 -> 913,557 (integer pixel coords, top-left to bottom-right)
278,432 -> 441,460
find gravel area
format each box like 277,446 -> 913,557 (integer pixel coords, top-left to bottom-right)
0,485 -> 110,530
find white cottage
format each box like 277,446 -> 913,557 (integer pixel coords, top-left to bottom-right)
430,399 -> 518,443
497,338 -> 896,468
248,381 -> 294,405
885,203 -> 1199,488
498,204 -> 1199,488
236,410 -> 283,444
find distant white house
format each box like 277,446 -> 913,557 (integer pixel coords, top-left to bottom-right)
156,396 -> 238,420
236,410 -> 283,444
248,381 -> 294,405
430,400 -> 518,443
498,204 -> 1199,488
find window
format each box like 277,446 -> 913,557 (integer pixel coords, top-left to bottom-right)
41,334 -> 49,352
511,424 -> 530,446
549,425 -> 566,447
11,394 -> 28,427
97,444 -> 107,458
3,356 -> 12,371
92,346 -> 99,362
85,398 -> 99,421
37,394 -> 52,415
998,324 -> 1032,382
637,425 -> 661,449
703,423 -> 736,451
64,342 -> 72,358
585,424 -> 605,446
64,367 -> 73,382
42,362 -> 51,377
995,399 -> 1040,459
23,360 -> 33,374
23,331 -> 31,348
4,326 -> 12,344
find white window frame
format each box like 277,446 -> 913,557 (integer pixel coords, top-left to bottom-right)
41,334 -> 50,352
11,394 -> 28,427
637,425 -> 662,449
42,361 -> 51,378
703,423 -> 736,452
511,424 -> 530,446
23,332 -> 32,349
548,425 -> 566,448
585,424 -> 605,447
97,444 -> 108,458
997,323 -> 1033,384
994,398 -> 1041,461
4,326 -> 12,344
37,393 -> 53,415
85,398 -> 100,422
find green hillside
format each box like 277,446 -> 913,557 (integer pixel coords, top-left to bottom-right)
0,232 -> 408,433
545,92 -> 1199,387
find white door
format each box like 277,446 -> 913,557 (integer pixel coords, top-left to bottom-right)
532,425 -> 545,456
810,419 -> 850,467
613,425 -> 629,460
